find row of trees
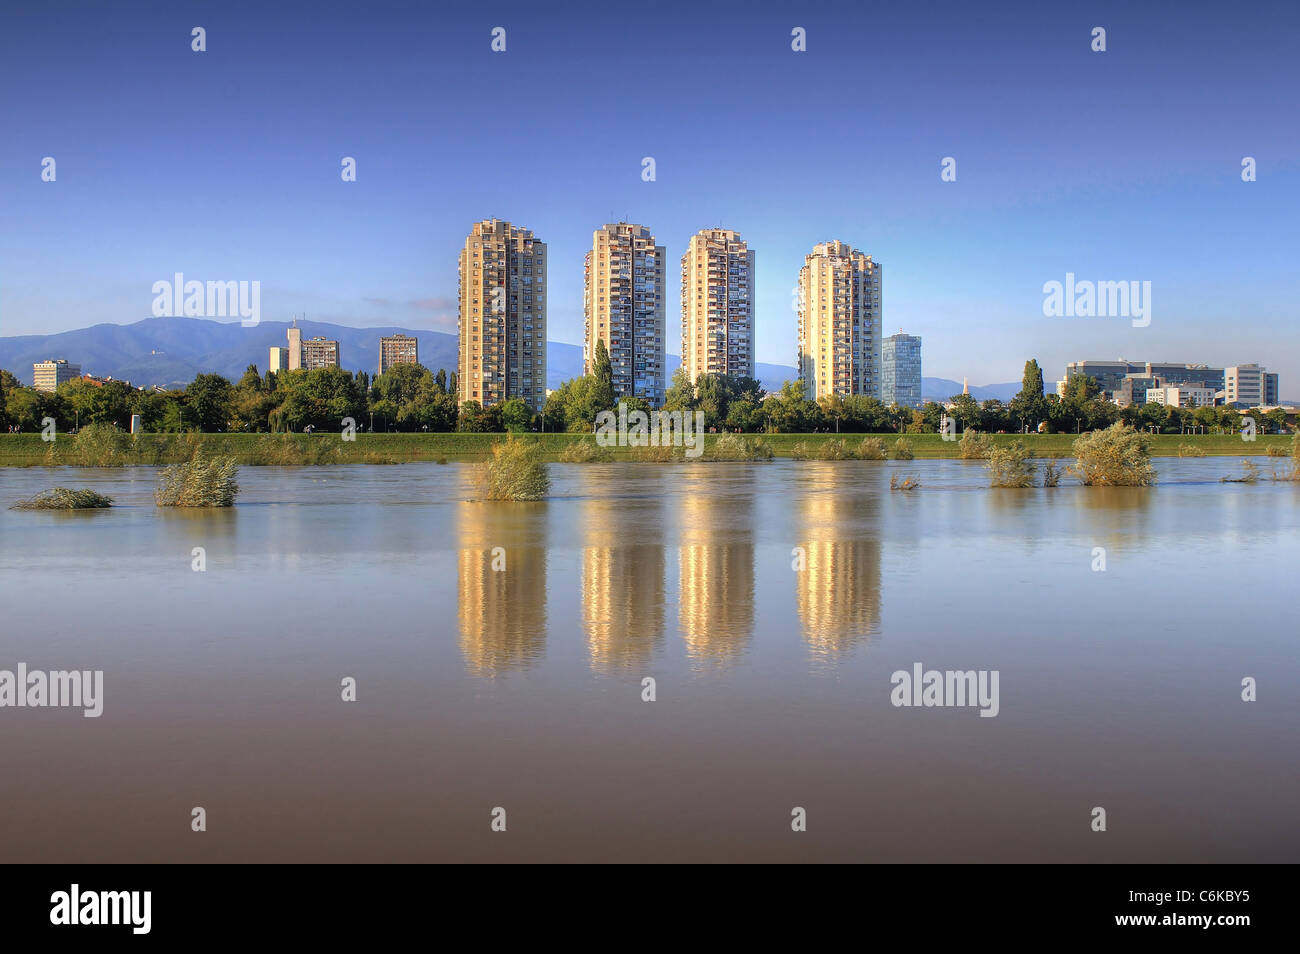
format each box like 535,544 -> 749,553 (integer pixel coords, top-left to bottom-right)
1,354 -> 1287,436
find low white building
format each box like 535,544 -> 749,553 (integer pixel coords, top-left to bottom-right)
1144,384 -> 1216,408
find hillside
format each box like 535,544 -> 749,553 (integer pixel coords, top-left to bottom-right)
1,317 -> 1021,400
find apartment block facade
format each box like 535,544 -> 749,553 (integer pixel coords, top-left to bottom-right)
458,219 -> 547,410
378,334 -> 419,376
797,241 -> 882,400
299,337 -> 340,370
584,222 -> 666,406
680,228 -> 754,384
32,359 -> 81,393
881,332 -> 922,410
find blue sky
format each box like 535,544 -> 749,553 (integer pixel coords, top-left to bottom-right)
2,0 -> 1297,387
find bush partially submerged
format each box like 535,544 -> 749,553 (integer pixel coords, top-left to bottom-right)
1222,460 -> 1259,484
1068,423 -> 1156,487
889,474 -> 920,491
892,437 -> 914,460
959,430 -> 993,460
630,444 -> 678,462
559,439 -> 613,463
11,487 -> 114,510
1042,461 -> 1063,487
856,436 -> 887,460
156,454 -> 241,507
479,438 -> 550,500
987,440 -> 1037,488
1178,443 -> 1207,458
705,433 -> 773,461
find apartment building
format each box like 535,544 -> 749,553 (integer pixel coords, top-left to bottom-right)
458,218 -> 547,410
881,332 -> 922,410
584,222 -> 666,406
32,359 -> 81,393
378,334 -> 419,376
680,228 -> 754,384
797,241 -> 882,400
299,336 -> 340,370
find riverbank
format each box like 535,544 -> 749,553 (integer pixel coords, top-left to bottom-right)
0,431 -> 1291,466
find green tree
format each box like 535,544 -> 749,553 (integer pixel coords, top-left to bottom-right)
1010,359 -> 1047,430
186,373 -> 235,431
663,367 -> 696,413
591,338 -> 614,412
499,397 -> 533,433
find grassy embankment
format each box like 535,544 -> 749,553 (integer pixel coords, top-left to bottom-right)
0,431 -> 1291,466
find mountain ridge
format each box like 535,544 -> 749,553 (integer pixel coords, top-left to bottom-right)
1,317 -> 1021,400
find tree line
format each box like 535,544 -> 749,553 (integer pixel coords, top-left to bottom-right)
0,353 -> 1287,436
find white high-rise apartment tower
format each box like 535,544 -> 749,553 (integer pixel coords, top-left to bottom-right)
458,219 -> 547,410
584,222 -> 666,406
681,228 -> 755,384
797,241 -> 882,400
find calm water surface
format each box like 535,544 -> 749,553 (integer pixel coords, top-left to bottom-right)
1,459 -> 1297,862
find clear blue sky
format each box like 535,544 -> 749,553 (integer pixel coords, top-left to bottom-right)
2,0 -> 1297,388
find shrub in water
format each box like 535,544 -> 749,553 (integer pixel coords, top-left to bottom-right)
706,433 -> 773,461
1042,461 -> 1063,487
630,444 -> 677,462
987,440 -> 1036,487
1178,443 -> 1207,457
480,438 -> 550,500
559,439 -> 613,463
892,437 -> 914,460
11,488 -> 114,510
816,438 -> 854,460
156,454 -> 241,507
889,474 -> 920,491
856,436 -> 887,460
959,430 -> 993,460
1222,460 -> 1259,484
1068,423 -> 1155,487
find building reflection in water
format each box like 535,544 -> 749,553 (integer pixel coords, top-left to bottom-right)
796,465 -> 882,659
678,469 -> 755,665
580,482 -> 666,673
457,501 -> 548,677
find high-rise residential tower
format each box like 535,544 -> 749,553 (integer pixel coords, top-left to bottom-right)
584,222 -> 666,406
378,334 -> 419,376
881,332 -> 922,410
797,241 -> 882,400
458,219 -> 547,410
680,228 -> 755,384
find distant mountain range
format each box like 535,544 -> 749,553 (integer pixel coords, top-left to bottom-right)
0,317 -> 1017,401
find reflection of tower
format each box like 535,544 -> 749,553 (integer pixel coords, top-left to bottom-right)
796,472 -> 882,658
581,490 -> 665,673
457,502 -> 547,677
678,473 -> 755,664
